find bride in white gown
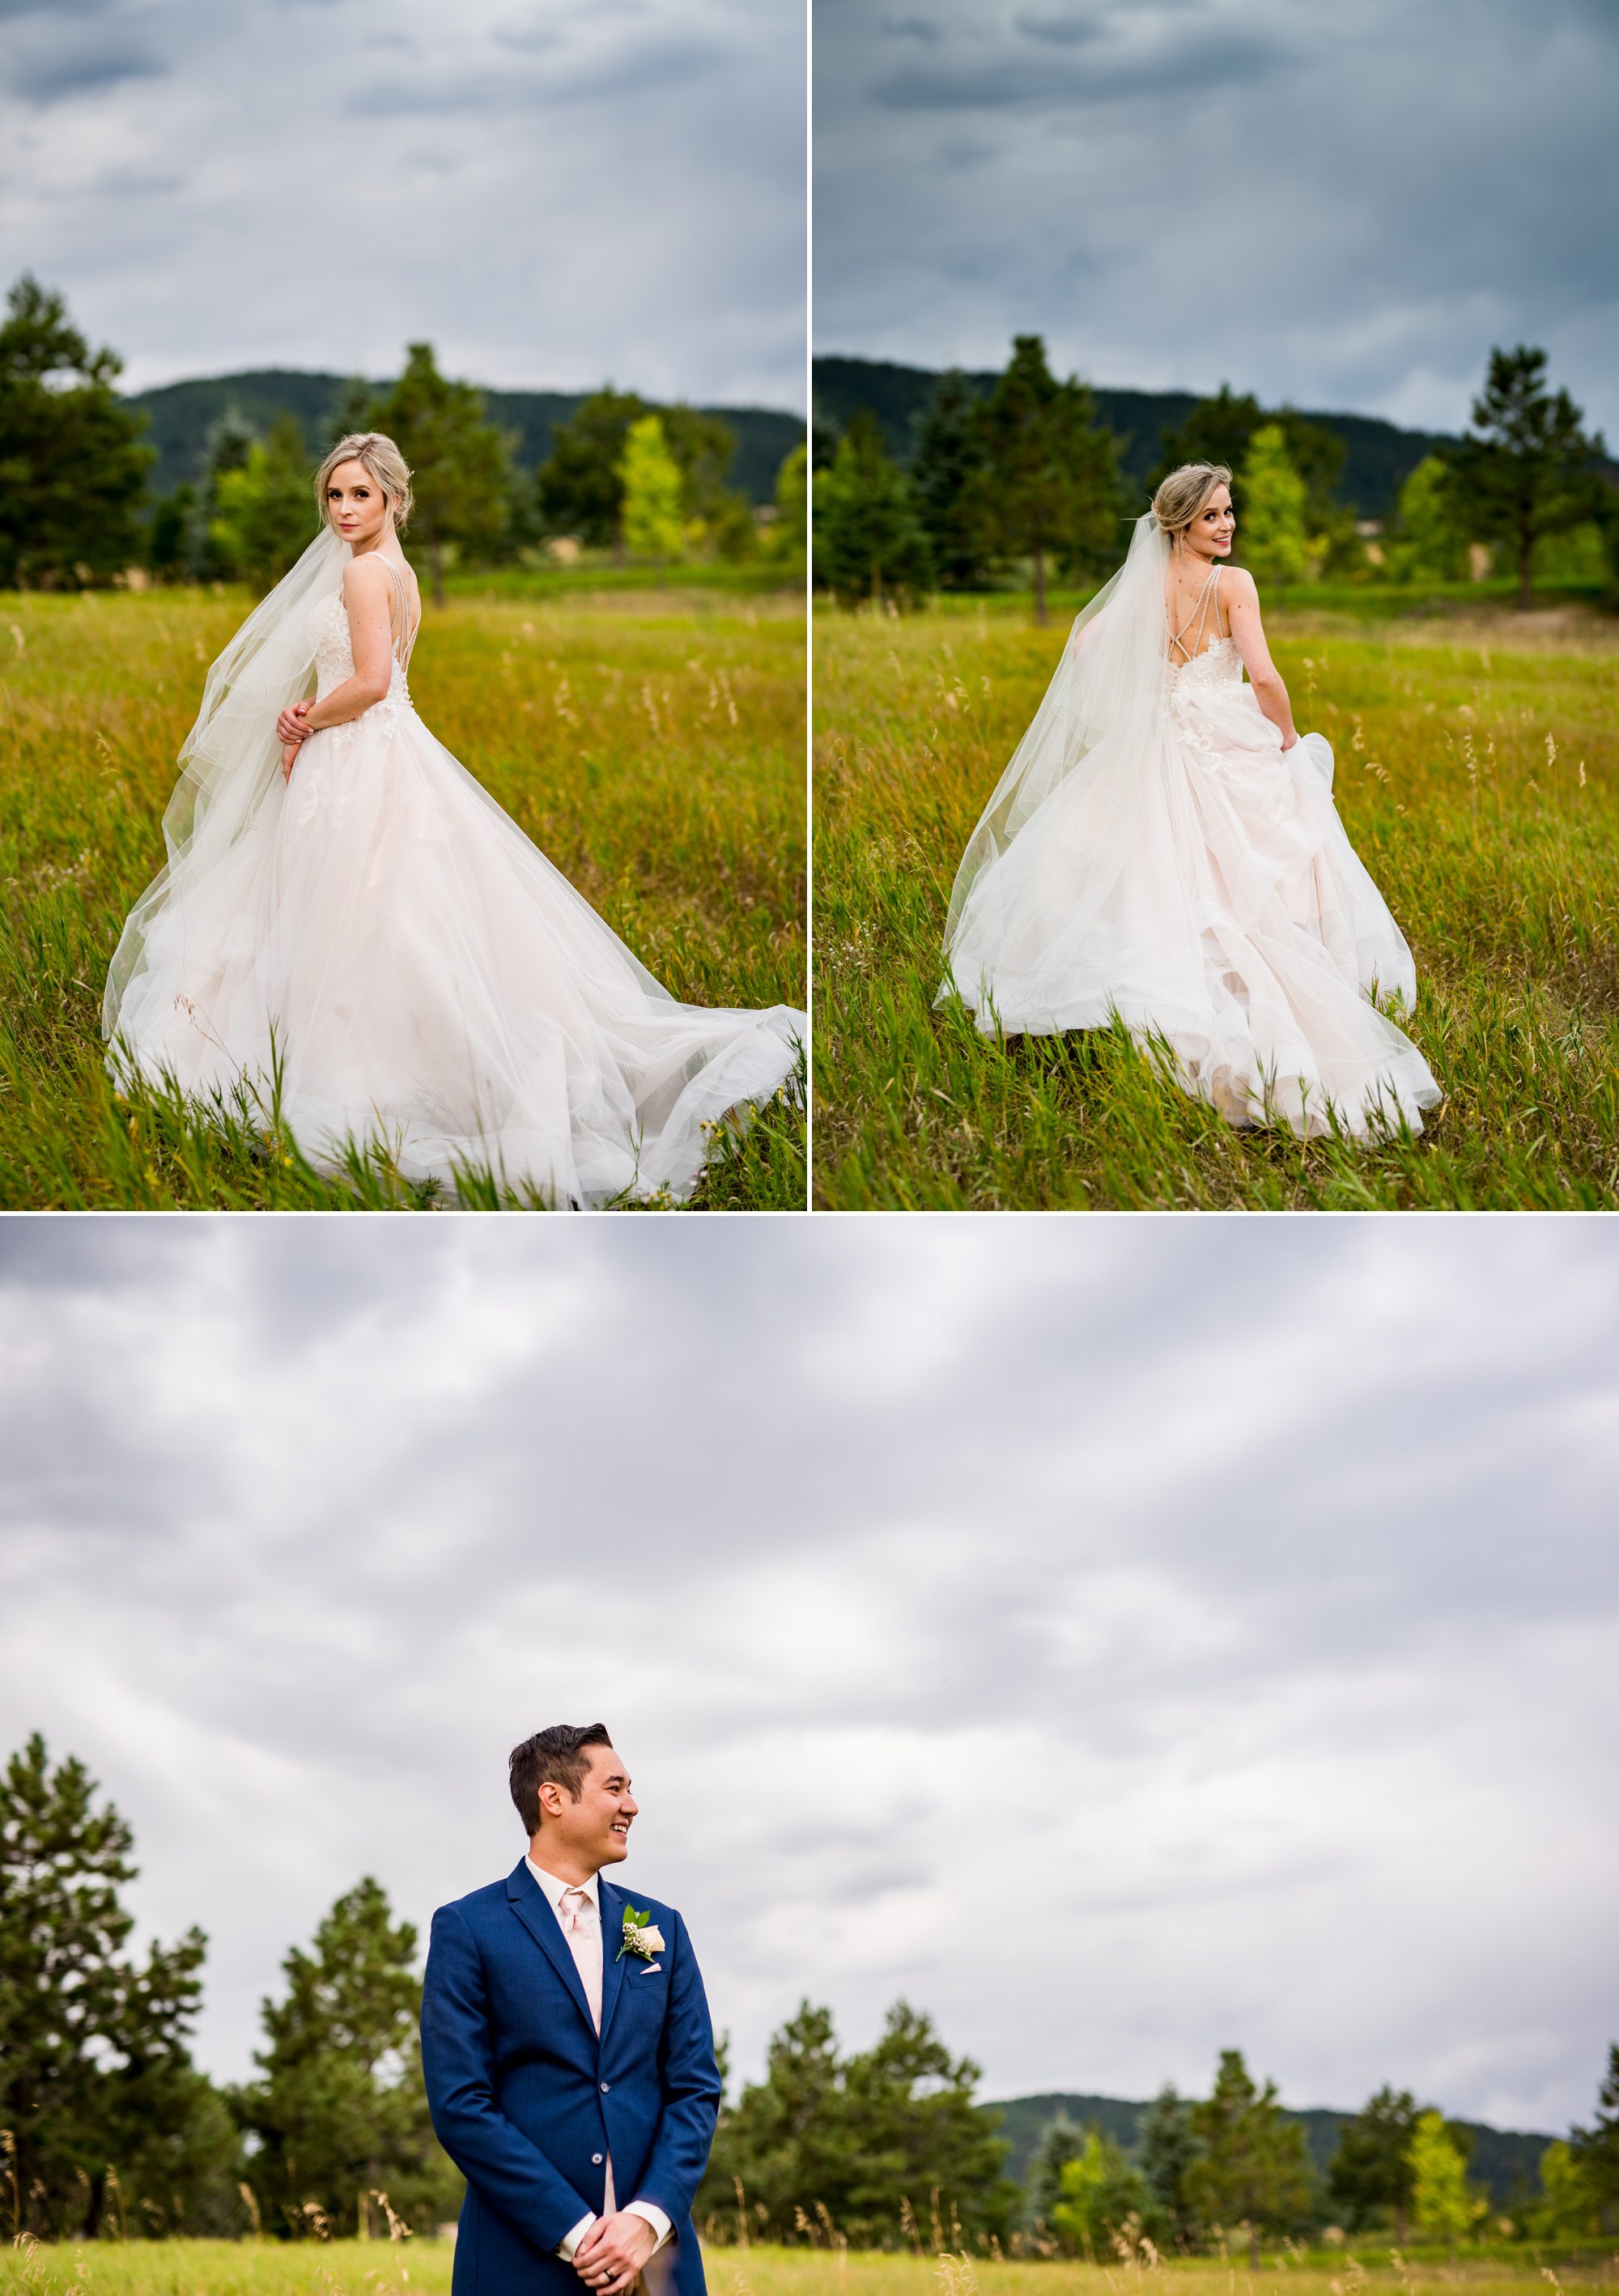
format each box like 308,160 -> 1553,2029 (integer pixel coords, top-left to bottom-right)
104,432 -> 805,1205
940,463 -> 1441,1138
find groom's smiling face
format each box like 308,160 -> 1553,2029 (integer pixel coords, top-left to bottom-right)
533,1743 -> 638,1876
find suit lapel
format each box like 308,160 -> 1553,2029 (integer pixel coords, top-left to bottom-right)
505,1861 -> 597,2037
597,1874 -> 627,2043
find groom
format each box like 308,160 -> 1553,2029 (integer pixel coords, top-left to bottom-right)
422,1725 -> 721,2296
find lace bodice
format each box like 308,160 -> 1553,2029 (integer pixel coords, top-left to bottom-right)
1166,634 -> 1243,699
308,589 -> 414,718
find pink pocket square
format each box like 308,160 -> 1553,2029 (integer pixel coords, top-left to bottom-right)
640,1962 -> 661,1974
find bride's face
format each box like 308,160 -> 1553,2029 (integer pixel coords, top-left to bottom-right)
1181,485 -> 1235,560
325,461 -> 392,548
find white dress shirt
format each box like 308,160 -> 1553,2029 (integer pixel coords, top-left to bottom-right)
525,1860 -> 673,2264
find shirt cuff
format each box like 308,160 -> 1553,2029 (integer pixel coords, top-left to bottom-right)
556,2213 -> 597,2261
625,2202 -> 673,2253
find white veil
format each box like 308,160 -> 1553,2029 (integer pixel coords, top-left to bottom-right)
104,527 -> 349,1041
942,510 -> 1171,959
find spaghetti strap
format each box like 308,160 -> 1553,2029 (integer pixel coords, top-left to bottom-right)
375,555 -> 419,668
1166,563 -> 1220,664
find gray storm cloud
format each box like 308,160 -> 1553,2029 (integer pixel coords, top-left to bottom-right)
1,1219 -> 1614,2138
814,0 -> 1618,436
0,0 -> 805,408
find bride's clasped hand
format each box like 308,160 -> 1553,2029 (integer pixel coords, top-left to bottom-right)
941,462 -> 1442,1140
101,432 -> 805,1207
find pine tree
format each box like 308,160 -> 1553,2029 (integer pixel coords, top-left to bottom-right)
1139,2086 -> 1201,2248
538,388 -> 651,555
619,415 -> 686,575
815,412 -> 933,609
1326,2087 -> 1419,2233
0,275 -> 153,586
1239,425 -> 1311,597
968,336 -> 1120,623
1570,2043 -> 1619,2223
1186,2051 -> 1315,2245
1447,346 -> 1606,608
359,344 -> 517,606
911,369 -> 990,589
0,1735 -> 236,2239
237,1877 -> 457,2239
1026,2115 -> 1086,2234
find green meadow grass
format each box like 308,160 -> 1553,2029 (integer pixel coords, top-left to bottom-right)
2,2242 -> 1608,2296
0,586 -> 805,1210
813,600 -> 1619,1210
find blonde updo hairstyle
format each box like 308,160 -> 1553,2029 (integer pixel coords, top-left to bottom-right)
1151,461 -> 1232,546
314,432 -> 414,534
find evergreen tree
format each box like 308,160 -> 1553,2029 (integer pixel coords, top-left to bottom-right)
814,413 -> 933,610
537,388 -> 648,554
1570,2043 -> 1619,2224
911,369 -> 990,589
659,404 -> 750,555
1447,346 -> 1606,608
1026,2115 -> 1086,2234
1239,425 -> 1311,597
1154,386 -> 1344,532
1529,2141 -> 1600,2239
0,274 -> 153,586
237,1877 -> 457,2239
968,336 -> 1120,623
1138,2086 -> 1201,2249
1186,2051 -> 1315,2243
1409,2109 -> 1479,2247
1326,2086 -> 1419,2233
147,483 -> 196,582
357,344 -> 517,605
0,1734 -> 237,2239
187,405 -> 260,581
1052,2128 -> 1155,2257
209,413 -> 319,595
620,415 -> 686,573
699,1997 -> 1013,2246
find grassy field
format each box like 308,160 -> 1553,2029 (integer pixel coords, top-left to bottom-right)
0,585 -> 805,1210
813,597 -> 1619,1210
3,2243 -> 1611,2296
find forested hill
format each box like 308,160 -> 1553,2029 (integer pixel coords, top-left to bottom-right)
986,2092 -> 1555,2207
814,355 -> 1455,523
122,371 -> 805,504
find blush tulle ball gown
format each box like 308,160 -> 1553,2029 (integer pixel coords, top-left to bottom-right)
103,532 -> 805,1203
940,519 -> 1440,1139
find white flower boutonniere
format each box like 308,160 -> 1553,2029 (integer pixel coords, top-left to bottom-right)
618,1905 -> 666,1962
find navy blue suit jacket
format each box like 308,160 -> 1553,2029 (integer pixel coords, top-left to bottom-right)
422,1861 -> 720,2296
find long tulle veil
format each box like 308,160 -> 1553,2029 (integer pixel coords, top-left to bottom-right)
942,510 -> 1171,963
104,527 -> 350,1044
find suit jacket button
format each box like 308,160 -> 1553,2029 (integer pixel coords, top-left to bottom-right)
593,2154 -> 603,2166
600,2081 -> 610,2092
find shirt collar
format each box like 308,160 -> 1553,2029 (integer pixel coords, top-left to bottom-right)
525,1857 -> 601,1914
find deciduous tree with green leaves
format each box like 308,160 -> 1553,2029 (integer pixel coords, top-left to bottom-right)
815,412 -> 934,610
1447,346 -> 1607,609
0,1734 -> 238,2239
1409,2108 -> 1481,2247
619,414 -> 686,574
0,275 -> 153,587
1026,2115 -> 1086,2237
1239,424 -> 1311,597
769,442 -> 808,566
1052,2128 -> 1155,2257
1325,2086 -> 1419,2233
209,413 -> 319,596
1185,2050 -> 1315,2243
968,335 -> 1120,623
236,1877 -> 459,2239
1383,458 -> 1472,585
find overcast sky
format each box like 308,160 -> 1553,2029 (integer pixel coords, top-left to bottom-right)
3,1218 -> 1616,2141
814,0 -> 1618,440
0,0 -> 805,409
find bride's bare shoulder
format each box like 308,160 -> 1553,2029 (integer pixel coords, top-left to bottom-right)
1221,564 -> 1260,608
342,552 -> 393,595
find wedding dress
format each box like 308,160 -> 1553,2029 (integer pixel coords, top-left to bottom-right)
104,533 -> 804,1204
940,517 -> 1440,1137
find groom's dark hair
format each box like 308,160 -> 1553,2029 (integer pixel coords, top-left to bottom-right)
509,1724 -> 614,1833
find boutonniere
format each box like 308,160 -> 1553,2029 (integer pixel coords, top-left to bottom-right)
617,1905 -> 666,1962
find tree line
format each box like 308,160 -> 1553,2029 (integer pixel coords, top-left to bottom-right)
814,334 -> 1615,618
5,1736 -> 1615,2251
0,276 -> 807,602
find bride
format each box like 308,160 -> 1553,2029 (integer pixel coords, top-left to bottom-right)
940,464 -> 1441,1138
104,432 -> 805,1205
